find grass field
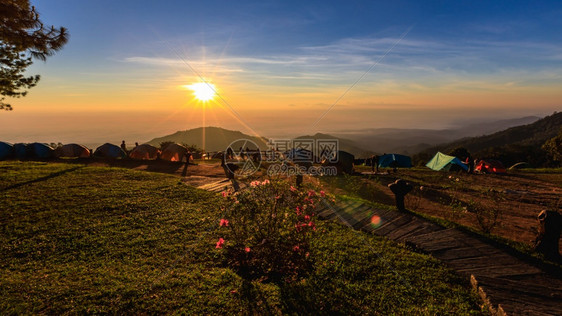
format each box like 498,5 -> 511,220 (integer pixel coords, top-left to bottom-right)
0,161 -> 481,314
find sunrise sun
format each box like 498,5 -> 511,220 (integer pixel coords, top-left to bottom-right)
188,82 -> 217,102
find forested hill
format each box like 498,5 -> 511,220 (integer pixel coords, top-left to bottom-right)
414,112 -> 562,167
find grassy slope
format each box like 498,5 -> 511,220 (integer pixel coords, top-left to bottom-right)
0,162 -> 480,314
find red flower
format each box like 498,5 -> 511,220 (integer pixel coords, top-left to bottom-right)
304,215 -> 310,221
293,245 -> 300,251
216,238 -> 225,249
245,247 -> 251,253
320,190 -> 326,197
219,218 -> 229,227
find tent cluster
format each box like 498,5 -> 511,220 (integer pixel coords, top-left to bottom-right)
0,142 -> 192,162
425,151 -> 506,174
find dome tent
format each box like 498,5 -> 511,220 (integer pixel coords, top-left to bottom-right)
378,154 -> 412,168
29,143 -> 55,159
129,144 -> 160,160
160,143 -> 188,162
56,143 -> 91,158
14,143 -> 31,159
322,150 -> 355,175
0,141 -> 14,160
94,143 -> 127,159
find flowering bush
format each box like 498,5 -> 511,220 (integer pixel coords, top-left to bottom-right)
216,179 -> 325,282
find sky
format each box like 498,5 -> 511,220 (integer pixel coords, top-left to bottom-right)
1,0 -> 561,145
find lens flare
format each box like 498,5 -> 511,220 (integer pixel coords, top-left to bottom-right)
370,215 -> 382,228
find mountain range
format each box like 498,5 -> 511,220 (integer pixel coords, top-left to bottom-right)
146,115 -> 551,158
331,116 -> 541,155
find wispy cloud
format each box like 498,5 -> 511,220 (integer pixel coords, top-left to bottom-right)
121,33 -> 562,96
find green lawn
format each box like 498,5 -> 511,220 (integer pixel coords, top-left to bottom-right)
0,161 -> 481,314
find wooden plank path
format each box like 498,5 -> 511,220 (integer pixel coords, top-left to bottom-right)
316,200 -> 562,316
196,178 -> 246,193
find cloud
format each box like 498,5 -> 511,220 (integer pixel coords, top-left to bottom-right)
123,56 -> 244,73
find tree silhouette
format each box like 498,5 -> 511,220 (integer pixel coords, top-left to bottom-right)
1,1 -> 68,110
542,128 -> 562,166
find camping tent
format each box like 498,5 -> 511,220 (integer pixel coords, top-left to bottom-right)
129,144 -> 160,160
160,143 -> 188,162
508,162 -> 529,170
0,141 -> 14,160
56,143 -> 90,158
29,143 -> 54,159
378,154 -> 412,168
13,143 -> 30,159
94,143 -> 127,159
426,152 -> 468,172
475,159 -> 506,174
323,150 -> 354,175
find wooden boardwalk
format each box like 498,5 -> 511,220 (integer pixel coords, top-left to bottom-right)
196,178 -> 246,193
316,200 -> 562,315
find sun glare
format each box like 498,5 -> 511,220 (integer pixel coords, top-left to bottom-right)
188,82 -> 217,102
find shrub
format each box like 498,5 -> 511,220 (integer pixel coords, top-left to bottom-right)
216,179 -> 327,283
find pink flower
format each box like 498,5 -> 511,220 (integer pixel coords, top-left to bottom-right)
275,195 -> 280,200
216,238 -> 225,249
219,219 -> 229,227
296,206 -> 301,215
290,186 -> 297,192
293,245 -> 300,251
304,215 -> 310,221
262,179 -> 270,185
305,252 -> 310,258
320,190 -> 326,197
308,190 -> 316,197
221,191 -> 228,198
245,247 -> 251,253
250,181 -> 259,187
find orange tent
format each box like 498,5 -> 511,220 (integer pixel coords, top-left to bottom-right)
129,144 -> 160,160
160,143 -> 188,162
56,143 -> 90,158
475,159 -> 506,174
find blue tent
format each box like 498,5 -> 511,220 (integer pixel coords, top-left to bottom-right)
94,143 -> 127,159
29,143 -> 55,159
14,143 -> 31,159
378,154 -> 412,168
426,152 -> 468,171
0,141 -> 14,160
